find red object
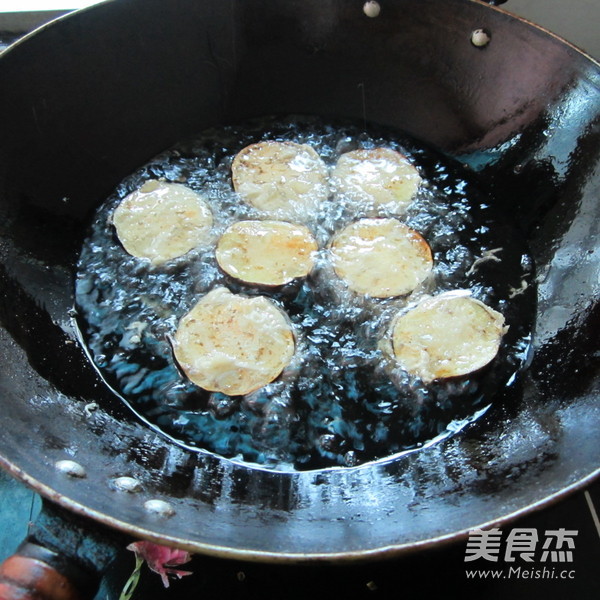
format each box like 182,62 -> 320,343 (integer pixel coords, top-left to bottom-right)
0,555 -> 81,600
126,542 -> 193,588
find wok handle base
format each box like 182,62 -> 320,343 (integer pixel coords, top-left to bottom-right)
0,542 -> 97,600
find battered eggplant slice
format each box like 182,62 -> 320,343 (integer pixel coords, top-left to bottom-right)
391,292 -> 507,382
112,180 -> 213,264
231,141 -> 329,220
332,147 -> 421,214
330,218 -> 433,298
173,287 -> 295,396
216,220 -> 318,286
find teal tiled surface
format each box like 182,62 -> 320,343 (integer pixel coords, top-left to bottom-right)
0,469 -> 41,563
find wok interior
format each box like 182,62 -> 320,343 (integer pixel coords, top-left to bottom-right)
0,0 -> 597,558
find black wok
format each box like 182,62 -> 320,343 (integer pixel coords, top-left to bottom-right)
0,0 -> 598,593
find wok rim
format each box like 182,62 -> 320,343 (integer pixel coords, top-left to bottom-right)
2,0 -> 598,68
1,454 -> 598,562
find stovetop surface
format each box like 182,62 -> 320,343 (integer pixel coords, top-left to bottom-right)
0,1 -> 598,598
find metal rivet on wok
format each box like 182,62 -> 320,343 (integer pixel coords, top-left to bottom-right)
143,499 -> 175,517
113,476 -> 143,493
363,1 -> 381,18
471,28 -> 491,47
55,459 -> 87,478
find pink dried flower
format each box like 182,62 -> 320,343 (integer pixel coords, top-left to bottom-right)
126,541 -> 193,588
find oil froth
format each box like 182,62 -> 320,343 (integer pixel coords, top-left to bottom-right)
75,115 -> 535,470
